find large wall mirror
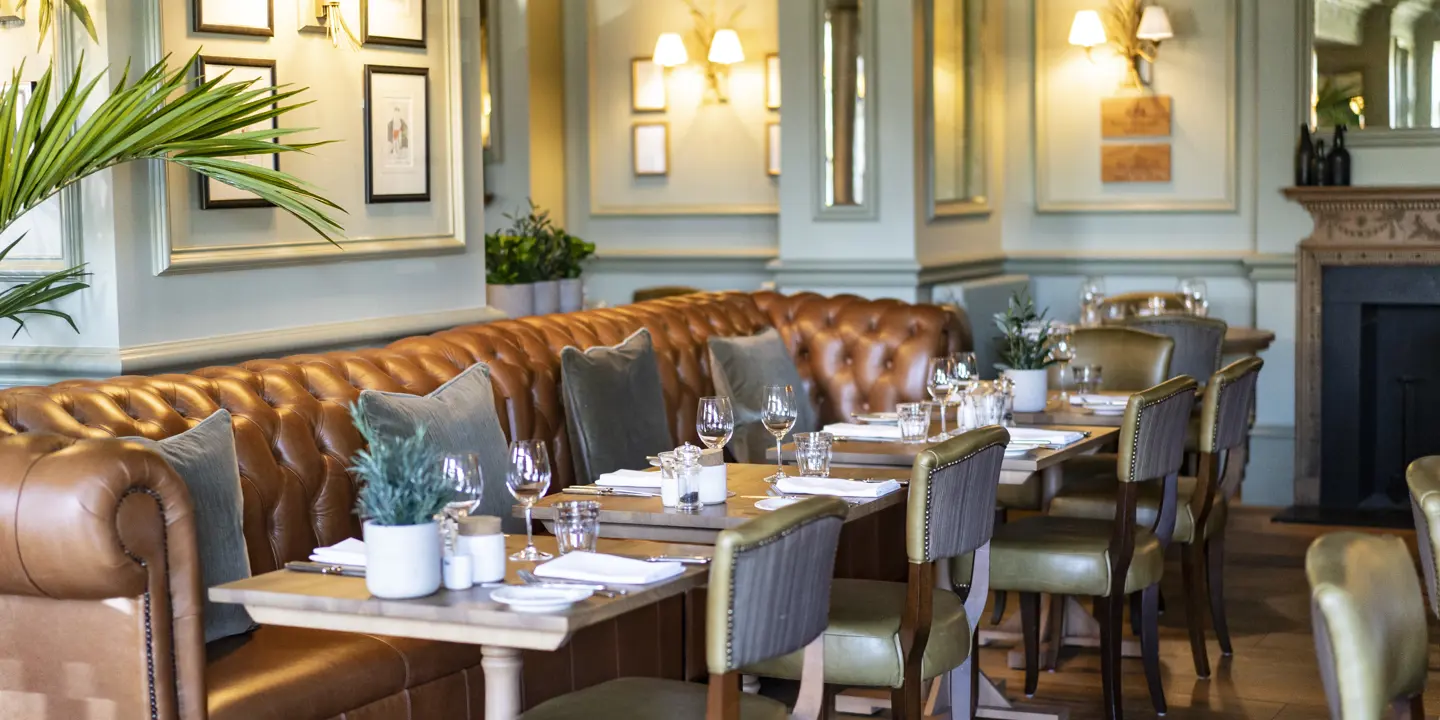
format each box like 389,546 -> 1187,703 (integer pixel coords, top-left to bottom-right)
816,0 -> 878,219
1304,0 -> 1440,145
926,0 -> 987,218
480,0 -> 500,162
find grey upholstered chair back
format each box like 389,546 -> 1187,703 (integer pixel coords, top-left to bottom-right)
1115,376 -> 1198,485
559,329 -> 676,483
707,496 -> 849,674
1117,315 -> 1227,386
906,426 -> 1009,564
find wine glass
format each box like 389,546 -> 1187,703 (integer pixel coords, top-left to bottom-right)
1049,324 -> 1075,405
1080,276 -> 1107,308
761,385 -> 798,482
439,453 -> 484,553
1178,277 -> 1209,316
697,396 -> 735,454
947,352 -> 977,436
926,357 -> 956,438
506,439 -> 553,561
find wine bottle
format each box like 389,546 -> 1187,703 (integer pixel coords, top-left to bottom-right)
1312,139 -> 1328,187
1295,124 -> 1315,186
1328,125 -> 1352,186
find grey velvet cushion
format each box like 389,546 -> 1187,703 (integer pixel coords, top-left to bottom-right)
707,327 -> 819,463
358,362 -> 518,532
128,410 -> 254,644
560,328 -> 675,483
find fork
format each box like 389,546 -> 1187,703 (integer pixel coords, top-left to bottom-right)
516,569 -> 624,597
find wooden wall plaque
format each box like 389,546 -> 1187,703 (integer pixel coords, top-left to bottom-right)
1101,144 -> 1171,183
1101,96 -> 1172,137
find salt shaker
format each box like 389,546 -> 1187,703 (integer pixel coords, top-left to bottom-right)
658,451 -> 681,507
675,443 -> 703,512
457,516 -> 506,584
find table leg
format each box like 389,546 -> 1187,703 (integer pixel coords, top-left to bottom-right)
482,645 -> 523,720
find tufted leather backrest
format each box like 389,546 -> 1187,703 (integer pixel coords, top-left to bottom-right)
0,292 -> 966,576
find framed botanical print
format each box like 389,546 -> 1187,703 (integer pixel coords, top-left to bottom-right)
363,0 -> 426,48
196,57 -> 278,209
766,122 -> 780,176
765,53 -> 781,110
364,65 -> 431,203
631,58 -> 666,112
632,122 -> 669,177
194,0 -> 274,37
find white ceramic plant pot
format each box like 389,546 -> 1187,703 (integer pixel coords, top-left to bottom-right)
533,280 -> 560,316
1005,368 -> 1049,413
487,283 -> 534,319
559,278 -> 583,313
364,521 -> 442,599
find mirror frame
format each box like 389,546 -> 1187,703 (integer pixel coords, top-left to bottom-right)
1299,0 -> 1440,148
812,0 -> 880,220
924,0 -> 989,219
481,0 -> 503,163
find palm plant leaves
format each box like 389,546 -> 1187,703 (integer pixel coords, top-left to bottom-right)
0,234 -> 87,336
31,0 -> 99,52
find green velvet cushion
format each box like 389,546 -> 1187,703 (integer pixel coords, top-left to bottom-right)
707,328 -> 819,464
560,329 -> 675,483
743,578 -> 971,688
1049,473 -> 1225,545
520,677 -> 787,720
989,516 -> 1164,596
129,410 -> 254,643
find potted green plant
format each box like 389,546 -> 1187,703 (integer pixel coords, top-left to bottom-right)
557,231 -> 595,312
994,291 -> 1056,412
484,233 -> 537,318
349,402 -> 449,599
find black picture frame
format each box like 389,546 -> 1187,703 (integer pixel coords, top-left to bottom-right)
362,0 -> 427,48
196,56 -> 279,210
193,0 -> 275,37
364,65 -> 432,204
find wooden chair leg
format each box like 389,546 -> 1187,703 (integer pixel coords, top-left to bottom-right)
1140,585 -> 1167,715
1129,592 -> 1142,637
707,671 -> 741,720
1020,592 -> 1041,697
991,591 -> 1008,625
1410,693 -> 1425,720
891,681 -> 923,720
1045,593 -> 1065,670
1098,595 -> 1125,720
1207,532 -> 1234,656
1181,542 -> 1212,678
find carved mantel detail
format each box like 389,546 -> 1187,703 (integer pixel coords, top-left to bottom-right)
1283,186 -> 1440,506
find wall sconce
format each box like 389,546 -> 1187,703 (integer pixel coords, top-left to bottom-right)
1070,0 -> 1173,89
0,0 -> 25,27
652,1 -> 745,103
302,0 -> 361,50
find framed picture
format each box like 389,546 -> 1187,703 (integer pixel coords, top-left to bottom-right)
766,122 -> 780,176
765,53 -> 781,110
365,65 -> 431,203
363,0 -> 426,48
194,0 -> 274,37
632,122 -> 669,177
196,57 -> 278,209
631,58 -> 666,112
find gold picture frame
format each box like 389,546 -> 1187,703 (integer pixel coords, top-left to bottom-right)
632,122 -> 670,176
765,53 -> 781,110
631,58 -> 667,112
766,122 -> 780,176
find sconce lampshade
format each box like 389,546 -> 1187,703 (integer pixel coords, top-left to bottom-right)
1135,6 -> 1173,40
1068,10 -> 1106,48
653,33 -> 689,67
707,29 -> 744,64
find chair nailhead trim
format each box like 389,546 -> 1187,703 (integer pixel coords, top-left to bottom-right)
922,441 -> 1005,562
118,486 -> 175,720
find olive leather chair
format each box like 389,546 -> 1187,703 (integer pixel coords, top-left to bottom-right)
521,496 -> 849,720
1048,326 -> 1175,392
746,426 -> 1009,720
989,376 -> 1197,720
1306,532 -> 1428,720
1047,357 -> 1262,678
1405,456 -> 1440,619
1113,315 -> 1227,388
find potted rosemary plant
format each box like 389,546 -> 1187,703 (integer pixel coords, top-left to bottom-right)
349,402 -> 450,599
484,232 -> 538,318
994,291 -> 1056,413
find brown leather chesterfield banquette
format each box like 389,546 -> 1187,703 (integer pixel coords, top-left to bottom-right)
0,291 -> 966,720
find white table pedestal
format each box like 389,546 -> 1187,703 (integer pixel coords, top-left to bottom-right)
482,645 -> 524,720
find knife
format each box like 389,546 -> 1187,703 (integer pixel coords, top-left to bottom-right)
561,486 -> 660,497
614,553 -> 711,565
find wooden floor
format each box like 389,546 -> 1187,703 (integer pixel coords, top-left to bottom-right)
963,506 -> 1433,720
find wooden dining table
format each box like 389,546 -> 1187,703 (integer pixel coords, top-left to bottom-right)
211,535 -> 711,720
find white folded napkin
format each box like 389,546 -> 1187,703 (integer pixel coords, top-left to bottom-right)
596,468 -> 662,489
776,476 -> 902,498
821,423 -> 904,441
1069,393 -> 1128,406
1006,427 -> 1086,446
310,537 -> 367,567
534,551 -> 684,585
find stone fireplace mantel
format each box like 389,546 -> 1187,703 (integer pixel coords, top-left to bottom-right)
1284,186 -> 1440,507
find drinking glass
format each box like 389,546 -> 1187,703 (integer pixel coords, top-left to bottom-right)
439,453 -> 484,553
926,357 -> 956,437
696,396 -> 735,453
553,500 -> 601,555
1073,365 -> 1103,395
1049,325 -> 1075,405
761,385 -> 798,482
794,432 -> 834,477
506,439 -> 553,561
1142,295 -> 1167,316
897,402 -> 929,443
1080,276 -> 1107,308
1178,278 -> 1209,316
1079,302 -> 1104,327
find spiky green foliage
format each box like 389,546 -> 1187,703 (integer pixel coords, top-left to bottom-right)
0,235 -> 87,335
994,291 -> 1056,371
30,0 -> 99,52
348,402 -> 451,527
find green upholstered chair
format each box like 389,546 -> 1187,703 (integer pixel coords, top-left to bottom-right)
1047,357 -> 1262,678
1113,315 -> 1227,387
746,426 -> 1010,720
1306,532 -> 1428,720
520,496 -> 849,720
1406,456 -> 1440,619
989,376 -> 1197,720
1048,326 -> 1175,393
